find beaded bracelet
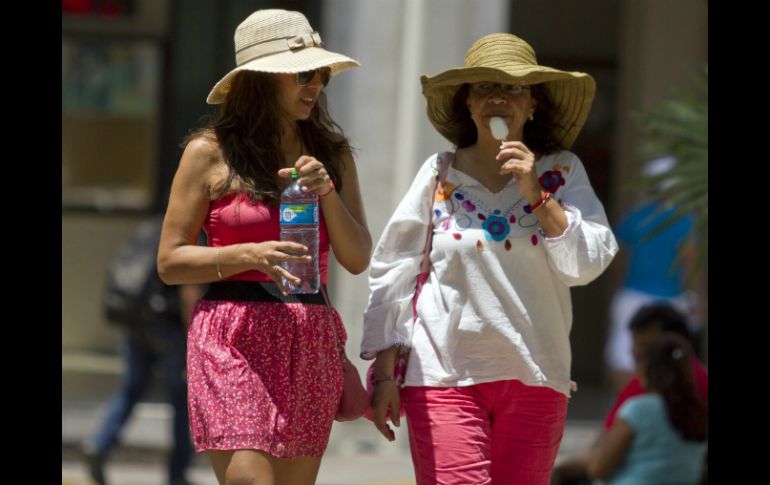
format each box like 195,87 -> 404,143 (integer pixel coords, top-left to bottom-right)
531,191 -> 553,212
319,179 -> 335,197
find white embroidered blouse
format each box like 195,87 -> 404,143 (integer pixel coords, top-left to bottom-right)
360,150 -> 618,396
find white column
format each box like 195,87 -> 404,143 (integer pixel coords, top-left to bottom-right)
392,0 -> 426,195
613,0 -> 707,214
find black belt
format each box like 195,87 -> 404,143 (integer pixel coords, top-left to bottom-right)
202,280 -> 326,305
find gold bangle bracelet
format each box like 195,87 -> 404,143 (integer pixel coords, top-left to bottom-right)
215,248 -> 224,280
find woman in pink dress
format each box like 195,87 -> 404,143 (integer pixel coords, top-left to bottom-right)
157,9 -> 371,485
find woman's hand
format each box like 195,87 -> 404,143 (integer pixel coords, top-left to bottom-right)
243,241 -> 312,293
277,147 -> 372,275
278,155 -> 333,196
496,140 -> 568,236
370,346 -> 402,442
371,380 -> 401,442
496,141 -> 541,200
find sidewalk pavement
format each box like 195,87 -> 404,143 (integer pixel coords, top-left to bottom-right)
63,352 -> 608,485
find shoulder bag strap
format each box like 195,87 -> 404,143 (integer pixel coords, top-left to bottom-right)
413,151 -> 453,315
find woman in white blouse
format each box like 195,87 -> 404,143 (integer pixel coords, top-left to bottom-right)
361,33 -> 618,485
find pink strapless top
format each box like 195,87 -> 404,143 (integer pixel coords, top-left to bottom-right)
203,192 -> 330,283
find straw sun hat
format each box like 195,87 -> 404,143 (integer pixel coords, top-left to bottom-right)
421,33 -> 596,149
206,9 -> 360,104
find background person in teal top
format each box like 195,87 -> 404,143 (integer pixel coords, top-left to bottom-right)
588,333 -> 708,484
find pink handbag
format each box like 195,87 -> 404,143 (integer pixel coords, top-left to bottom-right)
336,351 -> 369,421
321,287 -> 370,422
364,152 -> 452,421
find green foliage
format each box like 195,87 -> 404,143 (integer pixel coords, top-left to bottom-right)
633,66 -> 708,277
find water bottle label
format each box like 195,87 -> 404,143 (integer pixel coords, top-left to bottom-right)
280,203 -> 319,225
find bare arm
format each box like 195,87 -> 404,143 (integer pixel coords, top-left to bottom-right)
587,417 -> 634,480
278,148 -> 372,274
320,151 -> 372,273
157,137 -> 312,287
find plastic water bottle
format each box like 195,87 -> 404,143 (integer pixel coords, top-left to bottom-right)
279,168 -> 320,294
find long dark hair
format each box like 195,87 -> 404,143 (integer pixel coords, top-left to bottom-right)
523,84 -> 562,155
447,84 -> 476,149
446,83 -> 563,156
644,333 -> 708,442
184,70 -> 351,204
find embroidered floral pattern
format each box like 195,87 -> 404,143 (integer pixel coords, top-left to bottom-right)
436,180 -> 458,202
482,215 -> 511,241
454,214 -> 472,230
437,177 -> 560,244
443,186 -> 528,239
539,170 -> 565,193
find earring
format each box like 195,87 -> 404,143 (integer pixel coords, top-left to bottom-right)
529,113 -> 534,121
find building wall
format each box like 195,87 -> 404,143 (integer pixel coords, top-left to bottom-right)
62,214 -> 144,351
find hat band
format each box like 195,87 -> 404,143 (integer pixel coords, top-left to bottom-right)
235,31 -> 323,66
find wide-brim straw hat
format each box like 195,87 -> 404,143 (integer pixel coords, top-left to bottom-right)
206,9 -> 360,104
421,33 -> 596,150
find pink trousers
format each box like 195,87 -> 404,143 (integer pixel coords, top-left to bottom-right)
402,379 -> 568,485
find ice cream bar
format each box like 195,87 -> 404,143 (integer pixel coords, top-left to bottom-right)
490,117 -> 509,141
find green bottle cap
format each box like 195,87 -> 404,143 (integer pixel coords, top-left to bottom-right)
290,168 -> 298,180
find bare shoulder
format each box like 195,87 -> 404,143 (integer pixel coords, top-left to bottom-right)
182,133 -> 223,169
179,132 -> 229,198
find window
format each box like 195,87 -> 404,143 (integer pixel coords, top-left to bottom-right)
62,37 -> 161,211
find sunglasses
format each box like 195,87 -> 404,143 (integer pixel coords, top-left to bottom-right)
296,67 -> 331,87
470,82 -> 530,96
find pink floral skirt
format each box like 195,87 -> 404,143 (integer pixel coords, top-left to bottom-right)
187,287 -> 345,458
